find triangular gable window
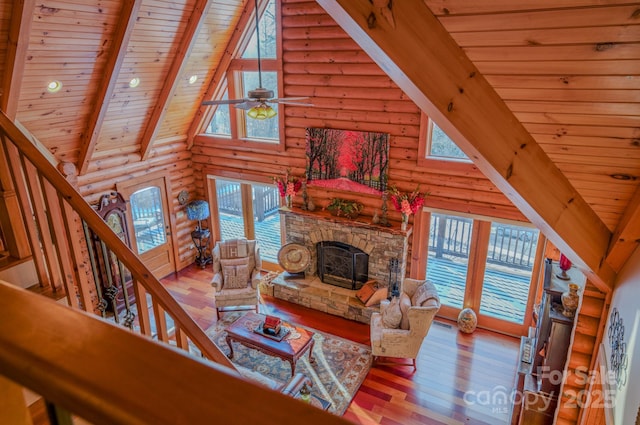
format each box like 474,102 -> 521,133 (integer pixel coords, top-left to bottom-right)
203,0 -> 280,143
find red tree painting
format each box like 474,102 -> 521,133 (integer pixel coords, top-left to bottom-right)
305,128 -> 389,194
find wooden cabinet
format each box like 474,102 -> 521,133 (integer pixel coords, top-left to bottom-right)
512,258 -> 585,425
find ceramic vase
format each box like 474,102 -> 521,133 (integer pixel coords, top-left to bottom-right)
561,283 -> 580,318
457,308 -> 477,334
285,195 -> 293,209
401,214 -> 408,231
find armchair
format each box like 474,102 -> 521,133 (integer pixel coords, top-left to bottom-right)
211,238 -> 263,319
370,278 -> 440,371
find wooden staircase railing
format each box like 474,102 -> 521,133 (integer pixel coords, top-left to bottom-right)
0,281 -> 347,425
0,110 -> 235,368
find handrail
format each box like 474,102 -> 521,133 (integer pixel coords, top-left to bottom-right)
0,110 -> 233,369
0,282 -> 348,425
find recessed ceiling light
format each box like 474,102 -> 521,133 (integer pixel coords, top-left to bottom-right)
129,77 -> 140,88
188,75 -> 198,84
47,80 -> 62,93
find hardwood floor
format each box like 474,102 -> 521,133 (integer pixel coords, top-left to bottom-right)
162,266 -> 521,425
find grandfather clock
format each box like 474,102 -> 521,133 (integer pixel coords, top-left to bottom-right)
87,192 -> 136,327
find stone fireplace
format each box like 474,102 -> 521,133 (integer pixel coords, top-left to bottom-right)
281,209 -> 409,287
317,241 -> 369,290
269,209 -> 410,323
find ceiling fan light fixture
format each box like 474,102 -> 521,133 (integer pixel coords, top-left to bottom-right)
247,103 -> 277,120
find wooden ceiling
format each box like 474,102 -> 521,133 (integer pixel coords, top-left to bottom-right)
0,0 -> 638,286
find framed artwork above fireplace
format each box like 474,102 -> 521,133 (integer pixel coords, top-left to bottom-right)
305,128 -> 389,194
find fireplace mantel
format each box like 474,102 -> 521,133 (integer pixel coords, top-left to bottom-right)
280,207 -> 410,287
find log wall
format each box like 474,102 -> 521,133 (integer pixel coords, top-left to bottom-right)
77,137 -> 197,270
191,0 -> 526,249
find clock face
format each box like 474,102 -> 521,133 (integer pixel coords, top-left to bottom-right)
178,190 -> 189,205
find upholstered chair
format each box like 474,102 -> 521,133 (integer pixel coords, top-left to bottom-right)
211,238 -> 262,319
370,278 -> 440,371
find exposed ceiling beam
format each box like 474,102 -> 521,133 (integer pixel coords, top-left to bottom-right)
606,184 -> 640,274
140,0 -> 213,160
0,0 -> 36,259
77,0 -> 142,175
187,0 -> 256,145
1,0 -> 33,119
316,0 -> 615,291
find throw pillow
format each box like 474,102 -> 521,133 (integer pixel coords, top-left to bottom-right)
381,296 -> 402,329
220,257 -> 251,289
356,281 -> 376,304
219,238 -> 249,259
399,292 -> 412,330
365,287 -> 388,307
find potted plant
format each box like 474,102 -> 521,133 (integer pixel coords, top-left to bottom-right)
326,198 -> 363,219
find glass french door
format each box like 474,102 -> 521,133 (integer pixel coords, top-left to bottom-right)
209,176 -> 282,266
424,211 -> 543,335
118,176 -> 176,278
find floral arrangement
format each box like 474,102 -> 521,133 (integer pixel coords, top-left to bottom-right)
273,169 -> 303,197
388,185 -> 426,221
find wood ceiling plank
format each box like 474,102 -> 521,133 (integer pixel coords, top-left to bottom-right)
438,5 -> 639,32
316,0 -> 615,290
425,0 -> 640,15
77,0 -> 142,175
488,75 -> 640,90
466,43 -> 640,62
140,0 -> 213,160
515,112 -> 640,128
497,88 -> 640,103
606,184 -> 640,272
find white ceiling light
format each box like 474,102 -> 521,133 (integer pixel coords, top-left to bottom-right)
188,75 -> 198,84
129,77 -> 140,88
47,80 -> 62,93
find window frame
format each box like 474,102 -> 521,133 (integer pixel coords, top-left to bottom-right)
205,171 -> 284,271
417,112 -> 473,168
412,206 -> 546,336
195,0 -> 285,153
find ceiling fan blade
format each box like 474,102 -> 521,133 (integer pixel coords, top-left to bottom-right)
201,98 -> 248,106
234,101 -> 261,110
276,101 -> 315,107
269,97 -> 311,104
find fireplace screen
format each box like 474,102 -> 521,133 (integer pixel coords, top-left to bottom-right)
317,241 -> 369,290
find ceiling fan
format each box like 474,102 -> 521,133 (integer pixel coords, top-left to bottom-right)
201,0 -> 311,120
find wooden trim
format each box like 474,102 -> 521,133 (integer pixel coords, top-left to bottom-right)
0,375 -> 31,425
605,184 -> 640,274
0,282 -> 345,425
2,139 -> 50,287
241,183 -> 255,238
0,111 -> 232,368
77,0 -> 142,175
315,0 -> 614,290
140,0 -> 213,160
466,220 -> 491,310
1,0 -> 33,119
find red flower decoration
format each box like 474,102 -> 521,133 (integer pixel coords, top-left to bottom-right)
273,169 -> 303,197
388,185 -> 426,216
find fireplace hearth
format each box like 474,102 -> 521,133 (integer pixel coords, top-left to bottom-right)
317,241 -> 368,290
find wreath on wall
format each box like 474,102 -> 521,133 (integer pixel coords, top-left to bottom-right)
608,307 -> 628,388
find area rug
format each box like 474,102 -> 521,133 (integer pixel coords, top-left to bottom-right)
205,311 -> 372,415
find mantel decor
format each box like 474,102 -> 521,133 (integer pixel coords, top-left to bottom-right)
326,198 -> 363,219
274,169 -> 303,210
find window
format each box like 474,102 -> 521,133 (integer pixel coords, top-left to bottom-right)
423,210 -> 542,334
427,213 -> 473,309
480,223 -> 539,323
210,177 -> 282,265
427,120 -> 468,160
203,0 -> 281,144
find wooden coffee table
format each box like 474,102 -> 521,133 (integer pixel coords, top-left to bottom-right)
225,312 -> 315,376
